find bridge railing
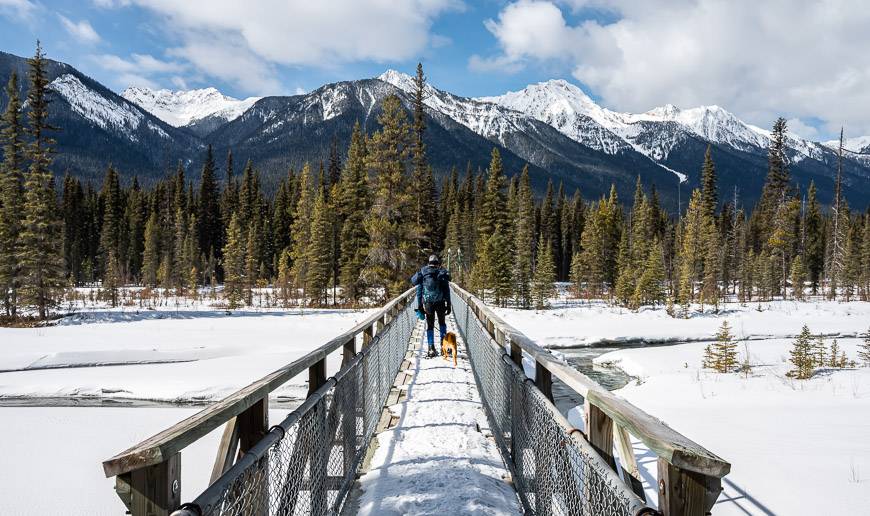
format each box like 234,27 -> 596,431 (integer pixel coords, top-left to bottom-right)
102,288 -> 416,516
450,284 -> 730,516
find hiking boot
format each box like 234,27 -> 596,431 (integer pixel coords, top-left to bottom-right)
427,346 -> 437,358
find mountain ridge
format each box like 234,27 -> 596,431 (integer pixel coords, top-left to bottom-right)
0,50 -> 868,209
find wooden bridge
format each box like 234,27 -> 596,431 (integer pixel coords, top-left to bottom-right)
102,284 -> 730,516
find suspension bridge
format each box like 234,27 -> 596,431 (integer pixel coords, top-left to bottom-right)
102,284 -> 730,516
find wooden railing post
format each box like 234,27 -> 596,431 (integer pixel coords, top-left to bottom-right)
658,460 -> 719,516
585,401 -> 616,469
129,454 -> 180,516
534,360 -> 553,402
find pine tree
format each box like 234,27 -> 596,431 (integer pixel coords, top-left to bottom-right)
141,211 -> 160,287
857,328 -> 870,366
828,339 -> 842,368
790,254 -> 806,300
244,222 -> 260,306
305,189 -> 332,305
531,235 -> 556,309
842,222 -> 862,301
787,324 -> 814,379
410,63 -> 438,255
700,145 -> 718,220
513,166 -> 535,308
477,148 -> 506,242
290,163 -> 315,290
0,71 -> 25,316
812,334 -> 826,368
803,182 -> 825,294
18,42 -> 64,319
337,123 -> 370,303
678,190 -> 706,309
222,213 -> 245,309
713,320 -> 738,372
702,344 -> 716,370
634,238 -> 666,307
361,95 -> 414,299
197,145 -> 222,261
99,166 -> 123,281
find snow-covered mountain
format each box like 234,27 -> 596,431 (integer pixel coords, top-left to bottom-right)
823,135 -> 870,154
122,86 -> 261,129
2,48 -> 869,207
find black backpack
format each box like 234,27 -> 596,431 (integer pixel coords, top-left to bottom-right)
421,268 -> 445,303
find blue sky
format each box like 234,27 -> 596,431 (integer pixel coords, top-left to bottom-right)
2,0 -> 869,141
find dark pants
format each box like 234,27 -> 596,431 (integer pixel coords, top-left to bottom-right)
424,300 -> 447,348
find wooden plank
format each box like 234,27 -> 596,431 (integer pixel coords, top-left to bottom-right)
342,337 -> 357,366
209,417 -> 239,484
451,283 -> 730,480
130,454 -> 180,516
613,425 -> 646,501
657,458 -> 708,516
103,288 -> 415,478
238,396 -> 268,454
586,401 -> 616,470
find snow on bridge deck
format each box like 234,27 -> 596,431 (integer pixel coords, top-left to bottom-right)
351,316 -> 521,516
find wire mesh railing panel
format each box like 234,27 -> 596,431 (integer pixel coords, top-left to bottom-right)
451,289 -> 648,516
185,300 -> 415,516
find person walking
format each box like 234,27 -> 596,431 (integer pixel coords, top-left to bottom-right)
411,254 -> 451,357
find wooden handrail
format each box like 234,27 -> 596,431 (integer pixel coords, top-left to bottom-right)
450,284 -> 730,479
102,288 -> 415,479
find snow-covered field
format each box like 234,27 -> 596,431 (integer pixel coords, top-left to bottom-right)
0,306 -> 375,402
496,300 -> 870,515
0,306 -> 372,514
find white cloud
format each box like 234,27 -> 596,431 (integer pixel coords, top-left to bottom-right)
118,0 -> 462,94
479,0 -> 870,137
90,53 -> 186,90
0,0 -> 36,21
59,15 -> 101,44
92,0 -> 131,7
786,118 -> 821,141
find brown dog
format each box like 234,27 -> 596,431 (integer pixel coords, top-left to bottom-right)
441,332 -> 458,366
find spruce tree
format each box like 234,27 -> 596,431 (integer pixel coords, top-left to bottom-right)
361,95 -> 413,299
700,145 -> 718,219
18,42 -> 64,319
713,320 -> 738,372
787,324 -> 814,379
531,234 -> 556,309
222,213 -> 245,309
290,163 -> 315,290
305,189 -> 332,305
634,239 -> 666,307
828,339 -> 842,368
803,182 -> 825,293
857,328 -> 870,366
244,222 -> 260,306
812,334 -> 826,368
197,145 -> 221,261
513,166 -> 535,308
790,254 -> 807,300
410,63 -> 438,255
141,211 -> 160,287
0,71 -> 25,316
338,122 -> 370,303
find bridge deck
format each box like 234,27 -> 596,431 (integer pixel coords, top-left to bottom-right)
351,316 -> 521,516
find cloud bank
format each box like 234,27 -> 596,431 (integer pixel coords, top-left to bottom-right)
476,0 -> 870,137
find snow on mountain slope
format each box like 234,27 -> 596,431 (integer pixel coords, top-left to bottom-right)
122,86 -> 260,128
823,135 -> 870,154
479,79 -> 832,169
49,74 -> 165,141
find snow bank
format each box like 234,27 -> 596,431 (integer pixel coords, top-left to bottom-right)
494,299 -> 870,348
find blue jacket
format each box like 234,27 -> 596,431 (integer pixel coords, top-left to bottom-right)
411,265 -> 451,306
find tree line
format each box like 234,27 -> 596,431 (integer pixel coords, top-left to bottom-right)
1,47 -> 869,320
